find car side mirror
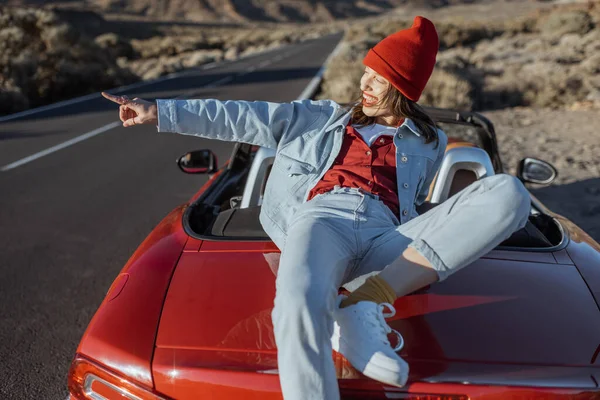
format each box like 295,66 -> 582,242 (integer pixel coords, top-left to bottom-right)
177,149 -> 218,174
516,157 -> 557,185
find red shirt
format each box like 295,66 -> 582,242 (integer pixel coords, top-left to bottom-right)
308,123 -> 399,216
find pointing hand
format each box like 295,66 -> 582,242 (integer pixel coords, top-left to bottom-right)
101,92 -> 158,127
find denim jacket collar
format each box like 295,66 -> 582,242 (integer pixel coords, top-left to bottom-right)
324,109 -> 421,137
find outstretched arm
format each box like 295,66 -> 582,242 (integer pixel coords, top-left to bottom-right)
101,92 -> 324,149
155,98 -> 323,149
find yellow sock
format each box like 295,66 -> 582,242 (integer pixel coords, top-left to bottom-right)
340,275 -> 397,308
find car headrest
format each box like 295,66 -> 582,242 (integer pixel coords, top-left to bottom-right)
427,142 -> 495,203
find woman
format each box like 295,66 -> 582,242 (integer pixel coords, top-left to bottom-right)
103,16 -> 530,400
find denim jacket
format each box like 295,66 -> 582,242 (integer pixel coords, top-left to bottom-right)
157,98 -> 448,249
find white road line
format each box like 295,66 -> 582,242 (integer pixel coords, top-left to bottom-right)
298,39 -> 345,100
257,60 -> 272,69
0,121 -> 121,172
237,66 -> 256,77
201,62 -> 218,70
204,76 -> 234,89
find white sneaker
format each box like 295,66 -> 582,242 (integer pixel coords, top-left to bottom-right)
332,295 -> 408,387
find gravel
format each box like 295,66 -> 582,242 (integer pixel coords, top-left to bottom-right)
484,107 -> 600,241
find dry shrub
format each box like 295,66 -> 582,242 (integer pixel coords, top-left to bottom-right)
476,15 -> 599,109
521,63 -> 591,108
0,6 -> 138,116
536,9 -> 594,38
367,18 -> 411,41
126,48 -> 223,81
95,33 -> 136,59
503,15 -> 539,35
582,29 -> 600,53
581,53 -> 600,75
131,35 -> 216,59
421,68 -> 476,110
0,87 -> 28,114
436,20 -> 504,49
343,17 -> 409,46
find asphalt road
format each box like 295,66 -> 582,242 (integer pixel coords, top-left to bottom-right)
0,32 -> 344,399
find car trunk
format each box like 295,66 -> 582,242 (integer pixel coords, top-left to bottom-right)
152,241 -> 600,398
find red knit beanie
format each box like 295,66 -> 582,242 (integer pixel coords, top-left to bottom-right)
363,16 -> 439,102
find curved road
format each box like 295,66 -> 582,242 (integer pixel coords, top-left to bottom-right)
0,32 -> 343,399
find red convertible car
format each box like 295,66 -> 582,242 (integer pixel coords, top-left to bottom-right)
68,107 -> 600,399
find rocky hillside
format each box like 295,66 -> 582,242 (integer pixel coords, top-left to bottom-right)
6,0 -> 493,22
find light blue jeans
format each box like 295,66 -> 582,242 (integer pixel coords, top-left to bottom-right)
271,174 -> 531,400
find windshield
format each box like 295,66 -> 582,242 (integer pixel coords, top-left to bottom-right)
436,121 -> 486,149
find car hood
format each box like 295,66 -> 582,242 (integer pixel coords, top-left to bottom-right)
153,241 -> 600,394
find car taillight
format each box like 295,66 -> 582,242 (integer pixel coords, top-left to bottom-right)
68,355 -> 169,400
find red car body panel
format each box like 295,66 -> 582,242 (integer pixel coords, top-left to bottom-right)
75,205 -> 189,388
151,237 -> 600,399
71,158 -> 600,399
562,218 -> 600,322
72,170 -> 225,389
